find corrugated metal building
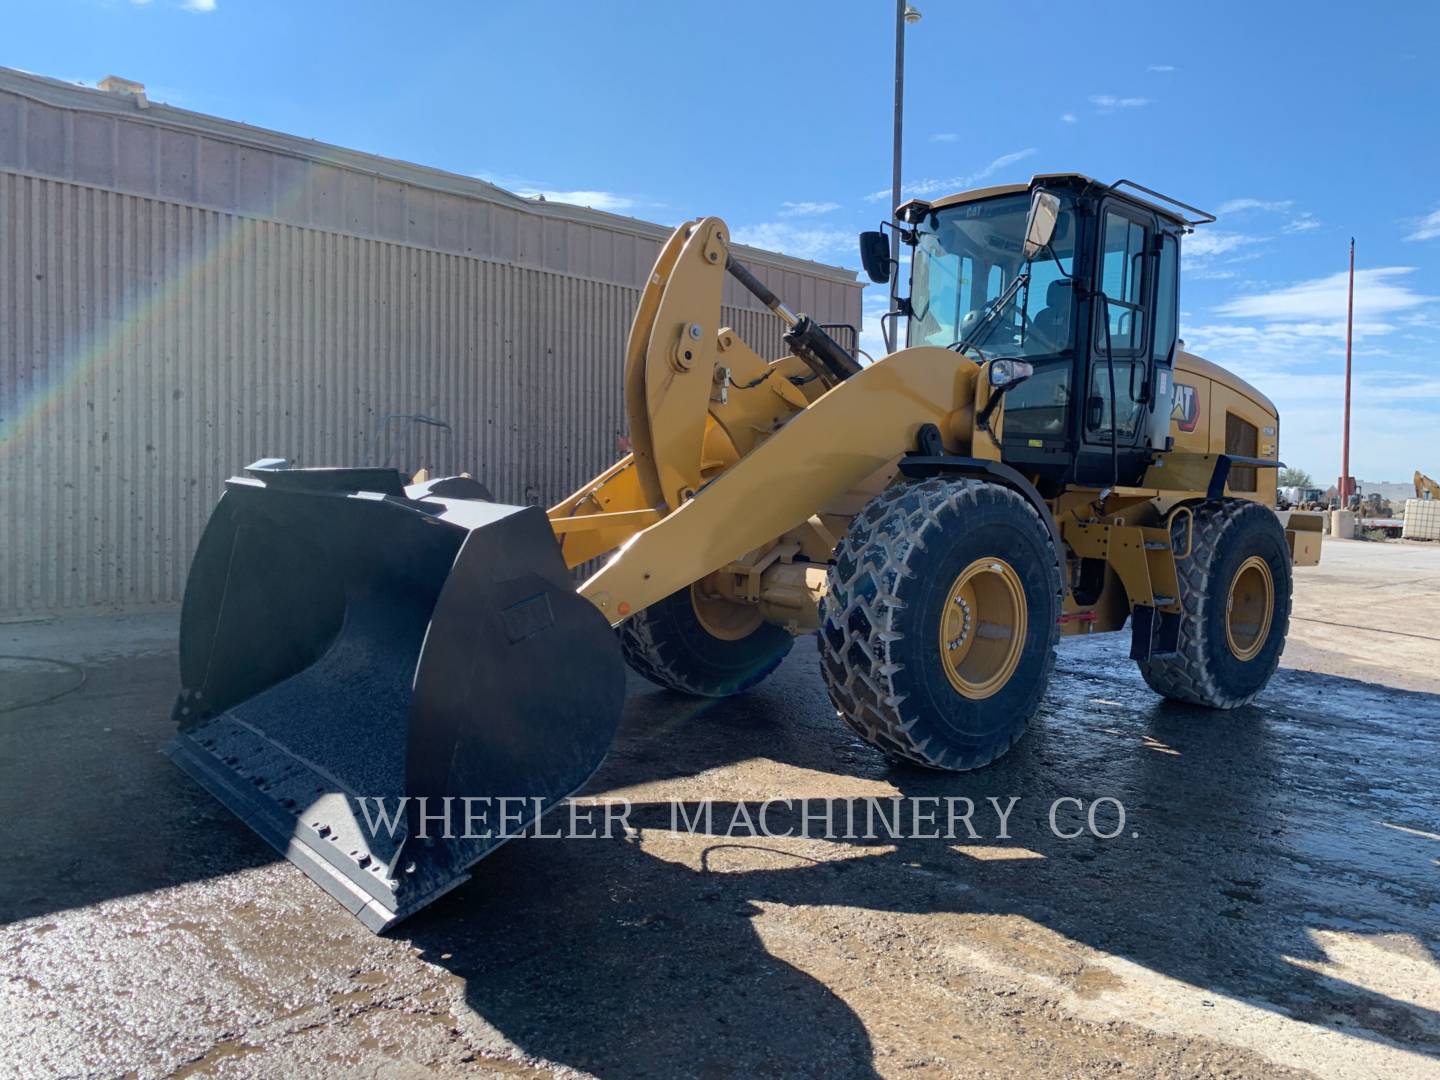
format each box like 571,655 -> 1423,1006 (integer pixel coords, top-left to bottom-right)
0,69 -> 861,616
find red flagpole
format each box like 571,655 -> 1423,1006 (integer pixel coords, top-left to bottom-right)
1341,238 -> 1354,506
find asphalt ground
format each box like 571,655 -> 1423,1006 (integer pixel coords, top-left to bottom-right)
1,537 -> 1437,1078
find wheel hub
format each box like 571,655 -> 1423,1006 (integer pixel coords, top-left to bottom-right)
690,580 -> 763,641
1225,555 -> 1274,662
938,557 -> 1027,699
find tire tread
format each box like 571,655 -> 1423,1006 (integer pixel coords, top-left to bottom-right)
620,591 -> 790,698
1138,498 -> 1291,708
818,477 -> 1061,771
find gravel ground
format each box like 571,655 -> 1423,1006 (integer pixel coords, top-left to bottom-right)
1,537 -> 1437,1078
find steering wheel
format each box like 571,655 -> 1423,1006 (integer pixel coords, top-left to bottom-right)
949,302 -> 1034,360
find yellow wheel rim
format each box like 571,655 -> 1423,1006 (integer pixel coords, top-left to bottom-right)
690,581 -> 762,641
1225,555 -> 1274,662
938,557 -> 1027,699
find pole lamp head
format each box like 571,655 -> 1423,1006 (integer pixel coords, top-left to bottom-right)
904,4 -> 922,24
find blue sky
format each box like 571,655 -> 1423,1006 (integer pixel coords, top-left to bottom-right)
8,0 -> 1439,483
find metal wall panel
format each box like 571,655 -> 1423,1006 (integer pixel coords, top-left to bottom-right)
0,69 -> 861,616
0,74 -> 861,306
0,173 -> 855,614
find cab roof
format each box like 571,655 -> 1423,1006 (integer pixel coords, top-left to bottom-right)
926,173 -> 1196,227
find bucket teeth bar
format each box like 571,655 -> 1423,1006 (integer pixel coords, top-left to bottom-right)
168,462 -> 624,931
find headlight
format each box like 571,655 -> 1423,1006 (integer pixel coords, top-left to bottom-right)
989,359 -> 1034,389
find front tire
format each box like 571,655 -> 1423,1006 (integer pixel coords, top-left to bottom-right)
1138,499 -> 1292,708
620,584 -> 793,697
818,478 -> 1062,771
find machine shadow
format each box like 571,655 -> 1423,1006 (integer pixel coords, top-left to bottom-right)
0,649 -> 276,926
410,643 -> 1440,1075
6,635 -> 1435,1073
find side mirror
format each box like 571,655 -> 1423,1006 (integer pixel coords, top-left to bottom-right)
859,231 -> 891,284
1023,190 -> 1061,262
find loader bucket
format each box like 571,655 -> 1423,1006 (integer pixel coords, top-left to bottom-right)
166,461 -> 624,932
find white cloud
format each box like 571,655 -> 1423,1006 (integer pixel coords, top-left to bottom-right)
1216,267 -> 1431,321
1217,197 -> 1293,215
1183,320 -> 1396,360
1185,231 -> 1258,260
778,200 -> 840,217
1182,267 -> 1438,474
869,148 -> 1037,201
1398,311 -> 1440,329
515,189 -> 635,212
1090,94 -> 1150,110
958,148 -> 1036,186
181,0 -> 216,10
476,169 -> 640,213
930,133 -> 957,143
1171,350 -> 1440,480
1406,208 -> 1440,241
473,168 -> 547,191
730,222 -> 853,263
1277,400 -> 1439,482
1179,310 -> 1440,480
1215,199 -> 1321,236
1147,64 -> 1176,72
1060,112 -> 1078,124
1179,264 -> 1440,476
1183,231 -> 1265,280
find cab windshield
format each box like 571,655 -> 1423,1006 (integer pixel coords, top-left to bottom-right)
907,192 -> 1077,360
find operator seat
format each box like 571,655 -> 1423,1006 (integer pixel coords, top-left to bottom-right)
1029,279 -> 1073,354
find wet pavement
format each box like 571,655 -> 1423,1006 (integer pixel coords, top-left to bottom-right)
1,540 -> 1438,1078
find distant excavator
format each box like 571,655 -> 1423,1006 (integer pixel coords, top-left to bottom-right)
1415,471 -> 1440,501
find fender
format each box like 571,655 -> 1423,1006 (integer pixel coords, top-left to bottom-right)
897,445 -> 1065,563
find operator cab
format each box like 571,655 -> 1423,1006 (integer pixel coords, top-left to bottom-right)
860,174 -> 1211,490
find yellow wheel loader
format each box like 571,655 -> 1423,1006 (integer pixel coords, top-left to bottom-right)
169,173 -> 1322,930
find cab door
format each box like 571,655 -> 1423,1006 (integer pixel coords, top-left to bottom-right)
1074,202 -> 1161,486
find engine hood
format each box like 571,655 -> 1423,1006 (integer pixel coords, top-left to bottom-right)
1175,350 -> 1277,420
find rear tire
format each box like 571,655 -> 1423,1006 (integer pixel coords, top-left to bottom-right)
819,478 -> 1062,771
620,585 -> 792,697
1138,499 -> 1292,708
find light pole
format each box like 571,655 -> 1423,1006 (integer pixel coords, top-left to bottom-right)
886,0 -> 922,352
1340,237 -> 1354,508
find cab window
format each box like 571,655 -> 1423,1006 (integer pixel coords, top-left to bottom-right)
1152,234 -> 1178,364
1095,212 -> 1148,353
1001,212 -> 1077,444
1086,209 -> 1152,442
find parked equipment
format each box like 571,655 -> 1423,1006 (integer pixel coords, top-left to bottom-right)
1279,486 -> 1325,511
1415,471 -> 1440,501
171,174 -> 1321,930
1359,492 -> 1393,519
